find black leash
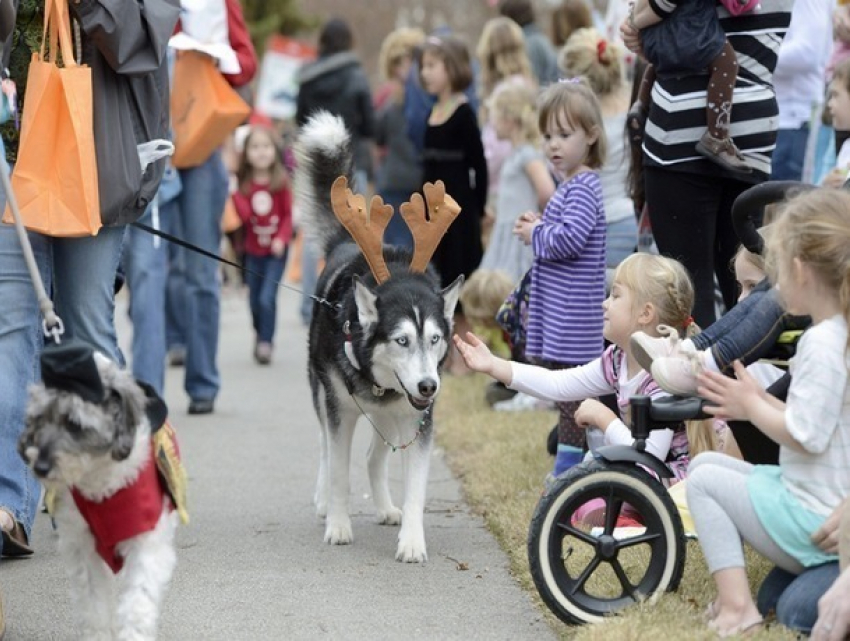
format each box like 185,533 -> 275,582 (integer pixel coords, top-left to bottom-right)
131,221 -> 341,312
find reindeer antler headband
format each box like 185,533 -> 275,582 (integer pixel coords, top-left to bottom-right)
330,176 -> 461,283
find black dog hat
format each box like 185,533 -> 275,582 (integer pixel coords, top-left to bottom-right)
40,340 -> 105,404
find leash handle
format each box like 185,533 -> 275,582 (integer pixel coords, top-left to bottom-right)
0,155 -> 64,342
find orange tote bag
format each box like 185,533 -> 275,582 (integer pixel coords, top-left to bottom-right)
171,51 -> 251,169
2,0 -> 100,236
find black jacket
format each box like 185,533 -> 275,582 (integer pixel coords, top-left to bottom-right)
296,52 -> 375,179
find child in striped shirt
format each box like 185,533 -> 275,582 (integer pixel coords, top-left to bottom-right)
690,188 -> 850,637
511,79 -> 607,475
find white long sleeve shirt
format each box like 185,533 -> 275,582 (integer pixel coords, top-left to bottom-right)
773,0 -> 834,130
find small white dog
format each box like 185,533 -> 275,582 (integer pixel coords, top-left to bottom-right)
19,342 -> 185,641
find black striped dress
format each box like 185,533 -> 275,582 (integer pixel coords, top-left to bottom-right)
642,0 -> 794,182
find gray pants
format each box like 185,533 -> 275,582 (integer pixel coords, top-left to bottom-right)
687,452 -> 804,575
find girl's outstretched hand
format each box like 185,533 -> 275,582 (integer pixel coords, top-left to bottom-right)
452,331 -> 495,374
698,360 -> 762,422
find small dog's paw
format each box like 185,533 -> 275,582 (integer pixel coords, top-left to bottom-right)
377,506 -> 402,526
324,520 -> 353,545
396,529 -> 427,563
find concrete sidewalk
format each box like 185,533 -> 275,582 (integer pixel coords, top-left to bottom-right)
2,285 -> 556,640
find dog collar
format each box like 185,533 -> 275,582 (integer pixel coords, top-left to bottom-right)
343,320 -> 387,397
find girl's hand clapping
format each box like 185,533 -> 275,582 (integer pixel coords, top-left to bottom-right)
513,211 -> 540,245
698,360 -> 763,422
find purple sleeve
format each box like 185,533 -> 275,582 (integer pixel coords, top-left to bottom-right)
532,176 -> 600,261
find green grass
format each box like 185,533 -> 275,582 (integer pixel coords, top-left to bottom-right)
434,373 -> 799,640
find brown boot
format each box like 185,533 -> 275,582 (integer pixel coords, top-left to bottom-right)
695,131 -> 752,174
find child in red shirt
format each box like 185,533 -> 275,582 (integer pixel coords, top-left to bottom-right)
232,125 -> 293,364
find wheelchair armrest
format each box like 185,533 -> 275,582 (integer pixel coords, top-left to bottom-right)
649,396 -> 707,423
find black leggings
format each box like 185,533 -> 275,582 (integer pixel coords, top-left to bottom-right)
644,167 -> 752,327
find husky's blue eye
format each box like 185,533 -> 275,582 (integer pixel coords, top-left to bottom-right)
396,337 -> 408,347
431,335 -> 441,345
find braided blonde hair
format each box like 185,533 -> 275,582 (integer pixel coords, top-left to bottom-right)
612,253 -> 696,337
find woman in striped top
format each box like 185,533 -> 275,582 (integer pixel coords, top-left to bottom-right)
620,1 -> 792,327
511,80 -> 607,475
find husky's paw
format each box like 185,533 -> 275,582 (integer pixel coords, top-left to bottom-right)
377,506 -> 403,526
396,529 -> 427,563
324,520 -> 353,545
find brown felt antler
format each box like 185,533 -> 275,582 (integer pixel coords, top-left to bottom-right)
399,181 -> 461,273
330,176 -> 394,283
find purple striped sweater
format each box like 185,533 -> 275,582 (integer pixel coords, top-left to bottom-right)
526,171 -> 606,364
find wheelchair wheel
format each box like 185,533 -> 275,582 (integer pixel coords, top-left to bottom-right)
528,460 -> 686,625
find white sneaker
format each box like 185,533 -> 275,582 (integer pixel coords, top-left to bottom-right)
651,353 -> 704,396
630,325 -> 687,372
493,392 -> 552,412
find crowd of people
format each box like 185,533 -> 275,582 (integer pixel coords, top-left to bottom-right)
2,0 -> 850,637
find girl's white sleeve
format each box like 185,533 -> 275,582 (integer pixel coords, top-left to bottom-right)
603,420 -> 673,461
509,359 -> 614,402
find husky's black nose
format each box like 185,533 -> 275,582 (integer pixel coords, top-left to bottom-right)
418,379 -> 437,398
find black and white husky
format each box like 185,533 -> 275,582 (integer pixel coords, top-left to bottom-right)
296,112 -> 462,563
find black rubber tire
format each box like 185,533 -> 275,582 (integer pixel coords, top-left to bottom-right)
528,460 -> 686,625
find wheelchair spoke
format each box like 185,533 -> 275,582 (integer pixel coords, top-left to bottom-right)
610,558 -> 638,601
617,531 -> 660,548
603,488 -> 624,535
556,521 -> 598,546
570,555 -> 602,595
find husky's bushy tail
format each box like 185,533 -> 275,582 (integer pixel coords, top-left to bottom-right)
294,111 -> 355,255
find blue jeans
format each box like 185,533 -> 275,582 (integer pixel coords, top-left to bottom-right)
0,162 -> 124,546
0,223 -> 49,549
606,216 -> 638,270
53,227 -> 126,362
245,251 -> 287,344
770,125 -> 809,182
757,563 -> 840,634
122,201 -> 168,396
164,152 -> 228,402
690,283 -> 803,373
812,124 -> 836,185
299,236 -> 320,326
379,189 -> 414,250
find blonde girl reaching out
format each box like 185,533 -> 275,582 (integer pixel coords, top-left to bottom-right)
689,188 -> 850,638
454,253 -> 697,479
510,79 -> 607,475
479,82 -> 555,282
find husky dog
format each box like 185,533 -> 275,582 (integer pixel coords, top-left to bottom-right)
296,112 -> 462,563
19,342 -> 180,641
